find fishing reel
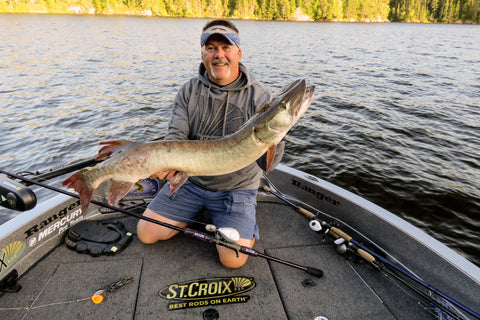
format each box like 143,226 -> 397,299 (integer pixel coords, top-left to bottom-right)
332,238 -> 349,255
308,218 -> 331,236
331,236 -> 367,260
309,218 -> 350,255
205,224 -> 240,243
205,224 -> 242,257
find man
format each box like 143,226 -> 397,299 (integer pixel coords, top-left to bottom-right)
137,19 -> 283,268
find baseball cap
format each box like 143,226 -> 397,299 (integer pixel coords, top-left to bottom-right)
200,25 -> 240,47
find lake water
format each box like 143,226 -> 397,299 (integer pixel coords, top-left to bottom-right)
1,14 -> 479,266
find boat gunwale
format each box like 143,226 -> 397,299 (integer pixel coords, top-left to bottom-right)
271,164 -> 480,284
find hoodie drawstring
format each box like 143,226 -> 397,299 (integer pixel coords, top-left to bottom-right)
199,85 -> 211,128
222,92 -> 230,137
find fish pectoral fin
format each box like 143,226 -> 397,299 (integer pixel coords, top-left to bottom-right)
108,179 -> 135,206
96,140 -> 134,161
167,172 -> 189,196
266,145 -> 276,173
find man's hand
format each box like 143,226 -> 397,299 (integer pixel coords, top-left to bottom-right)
151,170 -> 183,181
151,170 -> 189,195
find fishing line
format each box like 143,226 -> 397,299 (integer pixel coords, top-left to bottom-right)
379,265 -> 458,320
381,266 -> 466,320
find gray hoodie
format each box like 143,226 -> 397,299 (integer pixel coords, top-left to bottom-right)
165,62 -> 284,191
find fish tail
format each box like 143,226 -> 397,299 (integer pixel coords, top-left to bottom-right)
62,170 -> 94,211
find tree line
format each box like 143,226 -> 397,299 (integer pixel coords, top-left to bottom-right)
1,0 -> 479,23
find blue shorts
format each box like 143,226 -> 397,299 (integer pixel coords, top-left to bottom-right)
147,179 -> 259,240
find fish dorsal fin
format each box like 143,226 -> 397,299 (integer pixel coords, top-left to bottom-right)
96,140 -> 134,161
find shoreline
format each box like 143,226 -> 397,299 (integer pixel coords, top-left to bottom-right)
0,10 -> 477,24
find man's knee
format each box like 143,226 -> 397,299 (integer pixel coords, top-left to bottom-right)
219,253 -> 249,269
216,238 -> 254,269
137,209 -> 186,244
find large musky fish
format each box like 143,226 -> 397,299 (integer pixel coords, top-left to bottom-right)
63,79 -> 315,210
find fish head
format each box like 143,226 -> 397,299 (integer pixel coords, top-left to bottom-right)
280,79 -> 315,119
265,79 -> 315,135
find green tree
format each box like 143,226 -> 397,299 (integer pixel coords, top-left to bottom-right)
92,0 -> 107,11
205,0 -> 227,16
233,0 -> 257,17
1,0 -> 478,23
329,0 -> 344,19
344,0 -> 360,19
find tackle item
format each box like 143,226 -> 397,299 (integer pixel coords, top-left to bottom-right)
91,277 -> 133,304
123,178 -> 162,200
65,220 -> 133,257
0,174 -> 36,211
99,178 -> 163,213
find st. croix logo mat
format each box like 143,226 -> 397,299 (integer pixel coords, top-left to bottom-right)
159,276 -> 255,310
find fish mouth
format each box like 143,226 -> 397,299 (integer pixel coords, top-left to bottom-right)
280,79 -> 315,118
295,84 -> 315,117
303,84 -> 315,105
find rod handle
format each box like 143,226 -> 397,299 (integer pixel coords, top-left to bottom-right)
263,185 -> 315,219
306,267 -> 324,278
330,226 -> 352,241
297,207 -> 315,219
356,248 -> 376,263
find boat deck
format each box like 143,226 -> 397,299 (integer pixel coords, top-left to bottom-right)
0,194 -> 440,319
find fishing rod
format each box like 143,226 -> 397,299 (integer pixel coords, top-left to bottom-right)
16,136 -> 166,184
20,157 -> 99,183
0,169 -> 324,278
262,181 -> 480,320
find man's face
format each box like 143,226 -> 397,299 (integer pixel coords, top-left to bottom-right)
201,34 -> 242,86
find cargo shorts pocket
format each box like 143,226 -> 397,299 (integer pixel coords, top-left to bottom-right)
226,191 -> 257,215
